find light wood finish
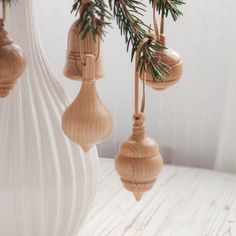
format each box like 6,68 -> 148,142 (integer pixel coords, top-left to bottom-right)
145,34 -> 183,90
0,19 -> 26,98
79,158 -> 236,236
63,19 -> 103,81
115,113 -> 163,201
115,39 -> 163,201
144,6 -> 183,90
62,54 -> 113,152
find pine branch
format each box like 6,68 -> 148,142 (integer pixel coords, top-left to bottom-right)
150,0 -> 185,21
71,0 -> 184,80
0,0 -> 15,6
71,0 -> 112,40
109,0 -> 168,80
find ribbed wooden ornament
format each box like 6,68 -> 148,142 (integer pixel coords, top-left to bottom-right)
115,113 -> 163,201
62,54 -> 113,152
115,36 -> 164,201
0,19 -> 26,98
63,19 -> 104,81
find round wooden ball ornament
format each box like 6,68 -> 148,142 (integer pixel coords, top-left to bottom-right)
62,54 -> 113,152
115,39 -> 163,201
0,18 -> 26,98
64,1 -> 104,81
146,34 -> 183,90
145,6 -> 183,90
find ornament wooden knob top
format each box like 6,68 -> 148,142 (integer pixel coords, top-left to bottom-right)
0,19 -> 26,98
115,113 -> 163,201
62,54 -> 113,152
63,19 -> 104,81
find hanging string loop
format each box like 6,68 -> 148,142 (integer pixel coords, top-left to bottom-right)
152,0 -> 159,42
134,37 -> 149,118
152,0 -> 166,43
1,0 -> 6,22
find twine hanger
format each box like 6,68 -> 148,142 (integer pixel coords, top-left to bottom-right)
152,0 -> 165,42
1,0 -> 6,22
78,35 -> 100,65
134,37 -> 149,119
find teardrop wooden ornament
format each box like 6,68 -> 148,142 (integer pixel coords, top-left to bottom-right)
115,113 -> 163,201
0,19 -> 26,98
146,34 -> 183,90
63,19 -> 104,81
62,54 -> 113,152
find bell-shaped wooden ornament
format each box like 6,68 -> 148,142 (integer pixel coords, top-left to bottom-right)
62,54 -> 113,152
0,19 -> 26,98
115,113 -> 163,201
63,19 -> 104,81
146,34 -> 183,90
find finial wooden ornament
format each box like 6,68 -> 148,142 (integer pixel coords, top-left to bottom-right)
145,6 -> 183,90
0,18 -> 26,98
115,39 -> 163,201
62,54 -> 113,152
63,18 -> 104,81
115,113 -> 163,201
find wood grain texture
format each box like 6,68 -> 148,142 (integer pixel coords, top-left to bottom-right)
115,113 -> 163,201
79,158 -> 236,236
145,34 -> 183,91
63,19 -> 103,81
62,55 -> 113,152
0,19 -> 26,98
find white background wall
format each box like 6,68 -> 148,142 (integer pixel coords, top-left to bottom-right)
36,0 -> 236,169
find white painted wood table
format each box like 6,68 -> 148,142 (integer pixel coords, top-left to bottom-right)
79,158 -> 236,236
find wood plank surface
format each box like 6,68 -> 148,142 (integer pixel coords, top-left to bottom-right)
78,158 -> 236,236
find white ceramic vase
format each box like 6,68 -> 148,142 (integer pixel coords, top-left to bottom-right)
0,0 -> 99,236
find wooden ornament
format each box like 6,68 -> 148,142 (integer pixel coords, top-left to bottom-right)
115,113 -> 163,201
145,34 -> 183,90
144,6 -> 183,90
62,54 -> 113,152
63,19 -> 104,81
115,38 -> 163,201
0,19 -> 26,98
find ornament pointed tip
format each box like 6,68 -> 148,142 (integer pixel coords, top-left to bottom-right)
134,192 -> 144,202
81,144 -> 92,153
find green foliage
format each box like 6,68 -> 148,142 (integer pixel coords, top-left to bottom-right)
0,0 -> 15,6
109,0 -> 168,80
72,0 -> 112,40
150,0 -> 185,21
71,0 -> 185,80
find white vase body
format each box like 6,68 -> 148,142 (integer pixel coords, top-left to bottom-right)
0,0 -> 99,235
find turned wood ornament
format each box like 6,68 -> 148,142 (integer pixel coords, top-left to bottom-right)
0,19 -> 26,98
63,18 -> 104,81
115,113 -> 163,201
115,39 -> 163,201
145,6 -> 183,90
62,54 -> 113,152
